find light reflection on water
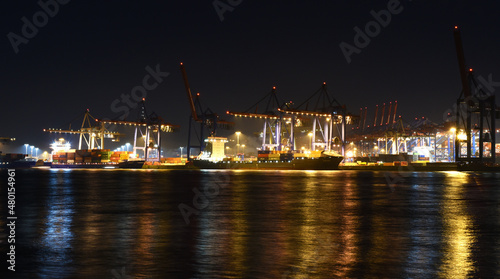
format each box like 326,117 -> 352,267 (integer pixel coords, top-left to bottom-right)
0,169 -> 499,278
439,172 -> 475,278
39,171 -> 75,278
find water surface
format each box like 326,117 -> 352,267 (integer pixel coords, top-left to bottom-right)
1,169 -> 499,278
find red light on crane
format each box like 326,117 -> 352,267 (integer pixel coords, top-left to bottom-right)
272,86 -> 276,90
196,93 -> 200,96
454,26 -> 458,29
469,68 -> 473,72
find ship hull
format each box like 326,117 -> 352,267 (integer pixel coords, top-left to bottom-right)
50,163 -> 119,169
118,160 -> 145,169
192,156 -> 343,170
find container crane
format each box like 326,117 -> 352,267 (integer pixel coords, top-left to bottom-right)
227,86 -> 294,151
279,82 -> 354,156
44,110 -> 124,150
98,98 -> 178,162
180,62 -> 233,160
453,26 -> 497,164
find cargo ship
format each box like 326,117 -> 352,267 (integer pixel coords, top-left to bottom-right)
46,138 -> 143,169
193,152 -> 343,170
51,149 -> 140,169
191,137 -> 343,170
41,139 -> 149,169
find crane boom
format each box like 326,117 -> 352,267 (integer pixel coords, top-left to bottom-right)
180,62 -> 199,122
453,26 -> 472,99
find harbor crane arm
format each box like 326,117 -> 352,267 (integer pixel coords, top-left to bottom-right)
180,62 -> 199,122
453,26 -> 472,99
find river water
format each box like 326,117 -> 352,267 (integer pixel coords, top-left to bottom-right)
1,169 -> 499,278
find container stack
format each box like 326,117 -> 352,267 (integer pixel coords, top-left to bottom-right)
58,152 -> 67,164
51,149 -> 128,164
110,151 -> 132,162
91,150 -> 101,163
100,149 -> 111,163
268,153 -> 280,161
162,157 -> 182,164
279,153 -> 294,161
257,153 -> 269,161
67,152 -> 75,164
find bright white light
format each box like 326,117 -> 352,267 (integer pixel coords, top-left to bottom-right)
457,132 -> 467,141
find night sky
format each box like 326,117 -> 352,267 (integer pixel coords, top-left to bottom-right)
1,0 -> 499,154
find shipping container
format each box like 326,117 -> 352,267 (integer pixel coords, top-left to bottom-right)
280,153 -> 293,160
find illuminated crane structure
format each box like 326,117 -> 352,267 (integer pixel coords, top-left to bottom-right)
44,110 -> 124,150
227,86 -> 294,151
180,62 -> 233,160
453,26 -> 497,163
279,82 -> 353,156
99,99 -> 178,162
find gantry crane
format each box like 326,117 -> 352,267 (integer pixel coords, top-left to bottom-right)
98,99 -> 178,162
227,86 -> 294,151
180,62 -> 233,160
279,82 -> 354,156
453,26 -> 497,164
44,110 -> 124,150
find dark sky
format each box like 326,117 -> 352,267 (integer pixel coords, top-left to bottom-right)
1,0 -> 499,154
